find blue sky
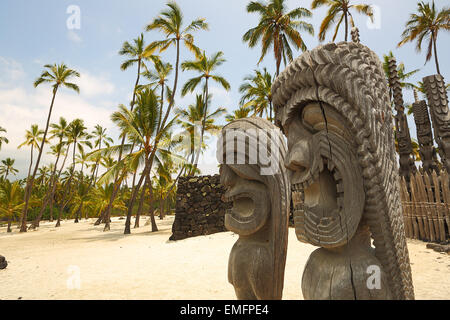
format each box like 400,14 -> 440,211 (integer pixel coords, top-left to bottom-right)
0,0 -> 449,178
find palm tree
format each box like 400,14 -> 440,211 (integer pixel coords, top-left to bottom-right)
92,183 -> 126,225
90,125 -> 113,185
95,89 -> 176,233
59,119 -> 91,221
225,106 -> 253,123
48,117 -> 71,227
120,34 -> 152,111
0,126 -> 8,151
18,124 -> 44,184
0,180 -> 24,233
181,51 -> 230,172
99,34 -> 154,230
19,63 -> 80,232
66,119 -> 91,178
311,0 -> 373,42
398,1 -> 449,75
239,68 -> 274,120
243,0 -> 314,76
141,58 -> 173,131
176,94 -> 225,173
145,1 -> 209,135
0,158 -> 18,180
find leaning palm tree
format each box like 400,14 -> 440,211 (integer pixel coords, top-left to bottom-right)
398,1 -> 450,75
145,1 -> 209,133
0,180 -> 24,233
0,158 -> 18,180
18,125 -> 44,184
244,0 -> 314,76
311,0 -> 373,42
225,106 -> 253,123
239,68 -> 274,120
0,126 -> 8,151
100,34 -> 154,229
181,51 -> 230,172
19,63 -> 80,232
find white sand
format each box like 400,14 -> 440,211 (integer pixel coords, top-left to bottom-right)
0,216 -> 448,300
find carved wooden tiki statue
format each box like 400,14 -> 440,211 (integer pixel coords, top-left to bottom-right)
272,42 -> 415,300
218,117 -> 290,300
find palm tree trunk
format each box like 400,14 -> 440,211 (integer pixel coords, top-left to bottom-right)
159,193 -> 164,220
20,87 -> 58,232
134,179 -> 146,229
192,77 -> 209,174
124,159 -> 149,234
94,209 -> 105,226
54,144 -> 70,227
159,39 -> 180,136
32,147 -> 62,228
7,219 -> 12,233
104,59 -> 142,229
269,100 -> 273,123
157,84 -> 165,133
74,203 -> 82,223
344,11 -> 348,42
49,194 -> 54,222
147,178 -> 158,232
432,34 -> 441,75
27,146 -> 33,182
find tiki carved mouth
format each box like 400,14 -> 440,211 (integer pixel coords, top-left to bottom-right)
291,155 -> 350,248
223,192 -> 256,222
221,167 -> 270,236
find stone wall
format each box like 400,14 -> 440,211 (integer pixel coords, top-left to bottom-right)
170,175 -> 231,241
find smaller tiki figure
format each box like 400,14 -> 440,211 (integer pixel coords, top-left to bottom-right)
218,117 -> 290,300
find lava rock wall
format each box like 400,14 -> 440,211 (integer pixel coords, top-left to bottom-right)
170,175 -> 231,241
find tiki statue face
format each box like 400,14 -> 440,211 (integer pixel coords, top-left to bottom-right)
284,102 -> 365,248
221,164 -> 270,236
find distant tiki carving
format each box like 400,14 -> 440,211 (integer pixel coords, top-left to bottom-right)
218,117 -> 290,300
412,99 -> 438,173
423,74 -> 450,173
388,56 -> 416,180
272,42 -> 415,300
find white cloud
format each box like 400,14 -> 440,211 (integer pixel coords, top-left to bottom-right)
76,71 -> 115,97
67,30 -> 82,44
0,57 -> 25,87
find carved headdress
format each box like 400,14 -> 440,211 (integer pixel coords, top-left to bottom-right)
272,42 -> 414,300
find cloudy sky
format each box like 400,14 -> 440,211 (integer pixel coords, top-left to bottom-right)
0,0 -> 449,179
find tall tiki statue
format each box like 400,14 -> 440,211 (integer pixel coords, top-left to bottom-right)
218,117 -> 290,300
272,42 -> 415,300
412,97 -> 438,173
388,56 -> 416,180
423,74 -> 450,173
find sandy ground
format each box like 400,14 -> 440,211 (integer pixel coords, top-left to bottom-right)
0,216 -> 448,300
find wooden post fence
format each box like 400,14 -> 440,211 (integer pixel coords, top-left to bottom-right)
400,170 -> 449,243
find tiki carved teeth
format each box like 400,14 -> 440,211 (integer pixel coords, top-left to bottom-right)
291,157 -> 340,194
